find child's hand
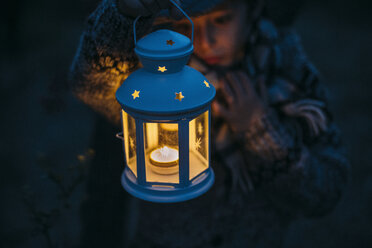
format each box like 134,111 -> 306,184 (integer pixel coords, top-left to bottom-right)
117,0 -> 182,19
212,71 -> 266,133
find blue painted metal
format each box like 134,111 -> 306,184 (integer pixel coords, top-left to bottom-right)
135,119 -> 146,184
136,29 -> 193,59
121,166 -> 214,203
116,0 -> 215,203
178,119 -> 190,187
122,104 -> 210,122
116,65 -> 215,115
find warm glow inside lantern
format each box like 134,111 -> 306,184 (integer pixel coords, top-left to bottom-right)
122,110 -> 210,183
116,4 -> 215,203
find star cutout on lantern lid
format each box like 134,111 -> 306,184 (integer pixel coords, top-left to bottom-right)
175,92 -> 185,101
203,80 -> 210,88
131,90 -> 140,100
158,66 -> 167,72
166,40 -> 175,46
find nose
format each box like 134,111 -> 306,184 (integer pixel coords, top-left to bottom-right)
195,21 -> 216,53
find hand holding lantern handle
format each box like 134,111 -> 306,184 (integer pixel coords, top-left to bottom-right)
132,0 -> 194,45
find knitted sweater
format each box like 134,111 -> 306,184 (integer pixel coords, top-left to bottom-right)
69,0 -> 350,247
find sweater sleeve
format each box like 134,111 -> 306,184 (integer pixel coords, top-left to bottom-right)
69,0 -> 154,126
243,108 -> 350,217
241,28 -> 350,218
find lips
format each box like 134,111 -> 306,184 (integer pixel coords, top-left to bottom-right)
203,56 -> 222,65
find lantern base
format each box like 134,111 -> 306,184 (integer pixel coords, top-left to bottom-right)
121,167 -> 214,203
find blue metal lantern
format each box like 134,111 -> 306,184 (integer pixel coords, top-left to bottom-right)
116,1 -> 216,203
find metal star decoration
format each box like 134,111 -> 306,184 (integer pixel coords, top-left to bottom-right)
166,40 -> 175,45
158,66 -> 167,72
132,90 -> 140,99
203,80 -> 210,88
175,92 -> 185,101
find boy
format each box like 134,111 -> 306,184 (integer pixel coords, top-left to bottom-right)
70,0 -> 349,247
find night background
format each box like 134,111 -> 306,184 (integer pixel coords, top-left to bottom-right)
1,0 -> 371,247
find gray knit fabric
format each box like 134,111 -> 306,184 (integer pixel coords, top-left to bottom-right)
69,0 -> 350,247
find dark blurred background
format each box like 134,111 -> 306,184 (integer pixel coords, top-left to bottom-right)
1,0 -> 371,247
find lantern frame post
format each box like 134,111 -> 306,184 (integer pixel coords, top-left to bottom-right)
178,119 -> 190,187
135,118 -> 146,184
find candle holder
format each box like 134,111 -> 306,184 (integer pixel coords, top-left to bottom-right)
115,0 -> 216,203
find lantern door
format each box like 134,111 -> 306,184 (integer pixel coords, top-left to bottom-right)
189,111 -> 209,180
122,110 -> 137,177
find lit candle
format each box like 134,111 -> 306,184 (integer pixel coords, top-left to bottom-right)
149,145 -> 179,175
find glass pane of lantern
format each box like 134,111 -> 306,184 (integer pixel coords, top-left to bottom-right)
122,110 -> 137,177
143,122 -> 179,184
189,111 -> 209,180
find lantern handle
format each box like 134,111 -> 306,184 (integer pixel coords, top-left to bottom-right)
133,0 -> 194,45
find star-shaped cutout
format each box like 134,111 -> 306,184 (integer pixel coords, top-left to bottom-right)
129,137 -> 135,150
175,92 -> 185,101
158,66 -> 167,72
131,90 -> 140,100
198,122 -> 203,135
166,40 -> 175,46
194,137 -> 202,150
203,80 -> 210,88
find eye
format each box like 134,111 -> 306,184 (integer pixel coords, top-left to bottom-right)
213,14 -> 233,25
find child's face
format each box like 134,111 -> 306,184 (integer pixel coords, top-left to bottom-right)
155,1 -> 249,67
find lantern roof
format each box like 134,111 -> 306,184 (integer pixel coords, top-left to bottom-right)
135,29 -> 193,60
116,65 -> 216,117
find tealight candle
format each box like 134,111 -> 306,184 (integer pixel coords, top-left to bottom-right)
149,146 -> 179,175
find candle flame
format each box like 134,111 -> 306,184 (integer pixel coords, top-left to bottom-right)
159,146 -> 170,158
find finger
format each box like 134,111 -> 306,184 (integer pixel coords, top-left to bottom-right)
211,101 -> 221,117
256,75 -> 269,105
226,72 -> 245,104
138,0 -> 161,15
212,101 -> 230,120
220,78 -> 235,107
169,0 -> 184,20
157,0 -> 183,20
237,71 -> 254,94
